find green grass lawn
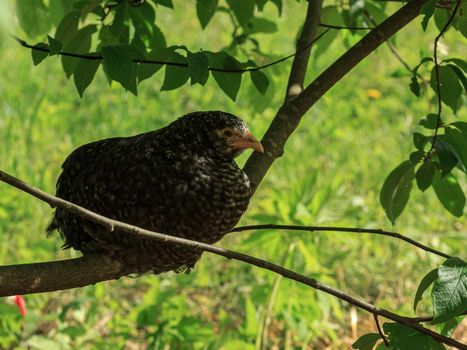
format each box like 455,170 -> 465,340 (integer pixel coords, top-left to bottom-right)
0,2 -> 465,349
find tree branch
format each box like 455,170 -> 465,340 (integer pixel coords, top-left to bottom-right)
0,169 -> 464,349
374,314 -> 389,347
319,23 -> 373,30
11,32 -> 328,74
428,0 -> 461,153
243,0 -> 428,193
0,255 -> 133,296
364,10 -> 415,74
230,224 -> 452,259
285,0 -> 323,101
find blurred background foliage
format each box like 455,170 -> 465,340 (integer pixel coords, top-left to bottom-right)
0,0 -> 465,349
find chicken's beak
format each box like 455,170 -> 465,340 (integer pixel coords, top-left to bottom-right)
231,130 -> 264,153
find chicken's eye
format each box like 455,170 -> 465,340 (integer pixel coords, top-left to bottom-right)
223,129 -> 234,138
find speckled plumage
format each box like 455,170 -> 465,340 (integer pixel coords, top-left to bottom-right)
47,111 -> 261,274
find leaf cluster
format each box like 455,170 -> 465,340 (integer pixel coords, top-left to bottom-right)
19,0 -> 282,99
380,7 -> 466,224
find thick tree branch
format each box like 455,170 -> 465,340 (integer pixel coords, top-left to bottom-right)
285,0 -> 323,100
0,255 -> 133,296
243,0 -> 427,193
231,224 -> 452,259
0,170 -> 464,349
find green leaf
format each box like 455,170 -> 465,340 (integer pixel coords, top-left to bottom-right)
61,25 -> 97,78
414,268 -> 438,312
250,70 -> 269,94
410,75 -> 420,97
379,160 -> 415,224
447,64 -> 467,93
445,125 -> 467,172
154,0 -> 174,8
420,0 -> 437,31
434,2 -> 467,36
314,6 -> 341,59
410,150 -> 424,163
416,160 -> 435,191
73,58 -> 101,97
413,132 -> 428,150
432,171 -> 466,217
226,0 -> 255,27
434,139 -> 458,177
161,52 -> 189,91
383,323 -> 445,350
55,11 -> 80,46
439,316 -> 464,337
196,0 -> 218,29
256,0 -> 268,11
271,0 -> 282,15
314,30 -> 338,60
80,0 -> 102,19
375,344 -> 390,350
419,113 -> 440,129
452,121 -> 467,130
110,2 -> 130,44
47,35 -> 63,56
432,257 -> 467,323
434,9 -> 450,32
430,65 -> 463,113
445,58 -> 467,73
48,0 -> 69,25
455,0 -> 467,37
137,48 -> 172,83
128,3 -> 155,38
365,1 -> 388,23
187,51 -> 209,86
209,52 -> 242,101
101,45 -> 137,95
31,43 -> 48,65
128,3 -> 166,51
150,25 -> 167,49
16,0 -> 51,38
352,333 -> 381,350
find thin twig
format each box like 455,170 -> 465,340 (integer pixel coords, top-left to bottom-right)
407,311 -> 467,324
230,224 -> 452,259
375,0 -> 455,8
429,0 -> 462,153
363,10 -> 415,74
374,314 -> 389,346
0,170 -> 465,348
11,31 -> 329,74
319,23 -> 373,30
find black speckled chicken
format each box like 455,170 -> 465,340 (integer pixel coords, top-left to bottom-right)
47,111 -> 263,273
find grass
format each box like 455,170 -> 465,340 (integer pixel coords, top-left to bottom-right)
0,2 -> 465,349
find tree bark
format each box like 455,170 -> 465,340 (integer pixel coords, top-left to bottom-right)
243,0 -> 426,194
